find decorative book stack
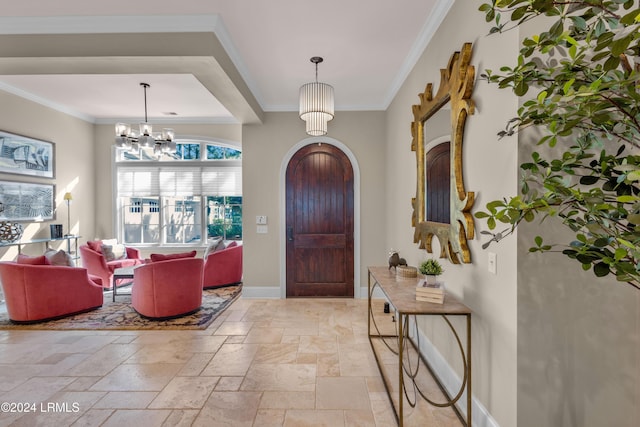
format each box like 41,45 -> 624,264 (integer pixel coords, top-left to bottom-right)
415,279 -> 444,304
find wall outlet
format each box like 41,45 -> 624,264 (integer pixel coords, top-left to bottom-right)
257,225 -> 268,234
256,215 -> 268,225
488,252 -> 497,274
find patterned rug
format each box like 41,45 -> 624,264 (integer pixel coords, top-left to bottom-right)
0,285 -> 242,330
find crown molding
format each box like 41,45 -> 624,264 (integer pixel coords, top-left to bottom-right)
382,0 -> 455,109
0,15 -> 222,35
95,117 -> 240,125
0,81 -> 96,123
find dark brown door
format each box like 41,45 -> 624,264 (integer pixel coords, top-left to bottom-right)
286,143 -> 354,297
426,142 -> 450,224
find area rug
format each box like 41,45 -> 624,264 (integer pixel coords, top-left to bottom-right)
0,285 -> 242,331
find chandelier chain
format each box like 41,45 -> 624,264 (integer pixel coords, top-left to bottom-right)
141,82 -> 149,123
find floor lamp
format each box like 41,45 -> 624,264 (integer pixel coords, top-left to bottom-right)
63,192 -> 73,237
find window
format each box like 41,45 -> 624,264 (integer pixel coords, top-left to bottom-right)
176,143 -> 200,160
164,197 -> 202,244
115,140 -> 242,246
122,197 -> 160,244
130,200 -> 141,214
207,196 -> 243,240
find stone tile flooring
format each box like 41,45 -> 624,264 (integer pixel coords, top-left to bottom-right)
0,297 -> 464,426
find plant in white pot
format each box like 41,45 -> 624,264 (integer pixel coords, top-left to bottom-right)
419,259 -> 443,285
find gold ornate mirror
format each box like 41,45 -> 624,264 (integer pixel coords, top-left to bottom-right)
411,42 -> 475,264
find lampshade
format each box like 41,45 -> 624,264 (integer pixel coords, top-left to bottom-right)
63,192 -> 72,202
299,57 -> 334,136
299,82 -> 334,136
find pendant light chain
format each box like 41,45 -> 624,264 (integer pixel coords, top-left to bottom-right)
142,82 -> 149,123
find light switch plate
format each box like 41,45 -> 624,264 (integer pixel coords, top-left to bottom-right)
256,215 -> 268,225
257,225 -> 268,234
488,252 -> 497,274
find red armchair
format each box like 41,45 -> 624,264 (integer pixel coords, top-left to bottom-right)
79,241 -> 143,289
132,257 -> 204,319
203,243 -> 243,289
0,262 -> 103,323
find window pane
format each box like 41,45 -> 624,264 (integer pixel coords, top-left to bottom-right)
176,143 -> 200,160
122,197 -> 160,244
163,196 -> 202,244
206,145 -> 225,159
206,196 -> 242,241
224,147 -> 242,159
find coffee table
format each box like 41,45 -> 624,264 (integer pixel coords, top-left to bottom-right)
112,266 -> 136,302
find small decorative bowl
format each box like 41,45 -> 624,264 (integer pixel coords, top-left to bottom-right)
396,265 -> 418,278
0,221 -> 23,243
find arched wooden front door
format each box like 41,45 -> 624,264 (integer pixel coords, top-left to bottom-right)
285,143 -> 354,297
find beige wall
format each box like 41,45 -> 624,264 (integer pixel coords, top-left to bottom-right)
0,90 -> 95,260
242,111 -> 386,292
515,12 -> 640,427
385,1 -> 519,425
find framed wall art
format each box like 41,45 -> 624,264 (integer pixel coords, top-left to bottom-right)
0,130 -> 55,179
0,180 -> 55,221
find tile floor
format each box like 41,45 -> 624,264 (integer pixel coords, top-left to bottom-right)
0,297 -> 463,426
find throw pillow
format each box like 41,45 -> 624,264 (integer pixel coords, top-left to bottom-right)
101,238 -> 117,246
44,249 -> 75,267
101,243 -> 128,262
16,254 -> 50,265
150,250 -> 197,262
204,238 -> 225,259
226,240 -> 238,248
86,240 -> 103,252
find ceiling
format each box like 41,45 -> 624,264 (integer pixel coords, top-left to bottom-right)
0,0 -> 449,125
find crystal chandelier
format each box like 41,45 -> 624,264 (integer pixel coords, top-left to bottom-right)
299,57 -> 334,136
114,83 -> 176,156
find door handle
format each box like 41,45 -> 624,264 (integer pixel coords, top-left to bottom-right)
287,227 -> 294,241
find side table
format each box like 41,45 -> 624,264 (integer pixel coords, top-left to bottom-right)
112,266 -> 136,302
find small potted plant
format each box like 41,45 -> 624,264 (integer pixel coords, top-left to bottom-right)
419,259 -> 443,284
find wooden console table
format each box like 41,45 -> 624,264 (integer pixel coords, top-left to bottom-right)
368,266 -> 472,426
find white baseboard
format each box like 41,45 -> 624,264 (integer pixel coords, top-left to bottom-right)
240,286 -> 281,298
410,323 -> 500,427
242,286 -> 379,299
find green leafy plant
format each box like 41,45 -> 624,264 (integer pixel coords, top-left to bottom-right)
419,259 -> 444,276
476,1 -> 640,289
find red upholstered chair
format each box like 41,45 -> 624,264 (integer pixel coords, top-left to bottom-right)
79,241 -> 143,289
203,243 -> 243,289
131,257 -> 204,319
0,262 -> 103,323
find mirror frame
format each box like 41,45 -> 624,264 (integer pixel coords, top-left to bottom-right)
411,42 -> 475,264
